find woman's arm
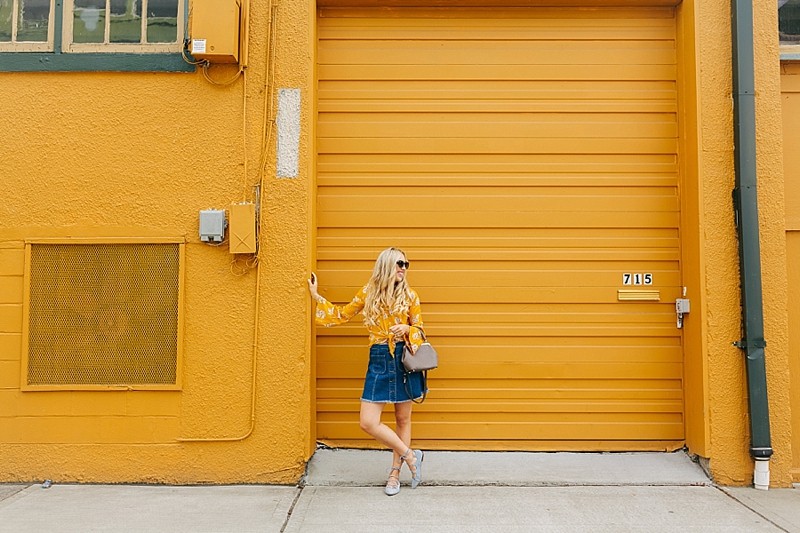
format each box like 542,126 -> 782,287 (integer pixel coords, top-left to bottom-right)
309,275 -> 367,327
405,290 -> 426,352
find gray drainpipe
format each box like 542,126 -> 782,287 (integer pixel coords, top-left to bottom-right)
731,0 -> 773,489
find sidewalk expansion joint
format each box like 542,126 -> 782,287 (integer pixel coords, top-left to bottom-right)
0,486 -> 28,503
0,485 -> 37,507
280,483 -> 305,533
716,486 -> 791,533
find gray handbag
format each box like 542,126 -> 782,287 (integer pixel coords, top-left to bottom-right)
402,341 -> 438,372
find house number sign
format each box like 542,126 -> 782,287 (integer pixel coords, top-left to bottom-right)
622,273 -> 653,286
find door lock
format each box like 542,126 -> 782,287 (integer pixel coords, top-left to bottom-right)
676,298 -> 690,329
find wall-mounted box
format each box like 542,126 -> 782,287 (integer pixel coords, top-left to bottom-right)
199,209 -> 227,242
229,202 -> 257,254
190,0 -> 241,64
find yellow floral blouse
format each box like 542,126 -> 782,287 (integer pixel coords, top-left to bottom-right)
314,285 -> 425,355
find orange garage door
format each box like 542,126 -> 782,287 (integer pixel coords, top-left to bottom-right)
315,6 -> 684,450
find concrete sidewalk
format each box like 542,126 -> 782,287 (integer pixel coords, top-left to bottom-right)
1,451 -> 799,532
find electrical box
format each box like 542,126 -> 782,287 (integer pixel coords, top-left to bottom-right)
199,209 -> 227,242
229,202 -> 257,254
190,0 -> 241,64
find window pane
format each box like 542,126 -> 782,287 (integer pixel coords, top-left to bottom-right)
109,0 -> 140,43
780,0 -> 800,44
17,0 -> 50,42
73,0 -> 106,44
146,0 -> 177,43
0,0 -> 12,42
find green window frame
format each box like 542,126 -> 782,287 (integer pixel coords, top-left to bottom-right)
0,0 -> 193,72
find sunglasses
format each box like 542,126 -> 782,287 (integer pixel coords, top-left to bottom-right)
396,260 -> 410,269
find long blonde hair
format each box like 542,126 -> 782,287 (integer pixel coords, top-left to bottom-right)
363,247 -> 411,327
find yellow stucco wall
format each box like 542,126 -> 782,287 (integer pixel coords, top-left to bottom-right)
0,0 -> 794,486
688,0 -> 792,486
0,0 -> 316,484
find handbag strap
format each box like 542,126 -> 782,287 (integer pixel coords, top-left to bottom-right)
404,319 -> 429,403
404,370 -> 427,404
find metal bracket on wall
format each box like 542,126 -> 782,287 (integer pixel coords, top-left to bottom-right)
733,339 -> 767,349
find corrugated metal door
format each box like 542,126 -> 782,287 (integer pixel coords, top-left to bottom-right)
315,7 -> 683,450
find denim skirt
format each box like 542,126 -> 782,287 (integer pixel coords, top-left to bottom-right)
362,342 -> 426,403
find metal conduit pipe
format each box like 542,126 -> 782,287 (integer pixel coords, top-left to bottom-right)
731,0 -> 773,490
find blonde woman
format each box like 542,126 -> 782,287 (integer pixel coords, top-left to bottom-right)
308,247 -> 426,496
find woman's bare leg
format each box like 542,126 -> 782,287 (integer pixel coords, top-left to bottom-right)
393,401 -> 413,471
359,401 -> 419,472
359,401 -> 405,453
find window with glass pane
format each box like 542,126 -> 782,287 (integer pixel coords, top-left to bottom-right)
18,0 -> 50,41
0,1 -> 10,42
73,0 -> 105,43
109,0 -> 141,43
72,0 -> 178,46
0,0 -> 51,43
780,0 -> 800,45
0,0 -> 183,54
147,0 -> 177,43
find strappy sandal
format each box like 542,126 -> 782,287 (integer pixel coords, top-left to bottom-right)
401,448 -> 424,489
384,466 -> 401,496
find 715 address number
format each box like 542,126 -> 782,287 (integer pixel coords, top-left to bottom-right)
622,273 -> 653,286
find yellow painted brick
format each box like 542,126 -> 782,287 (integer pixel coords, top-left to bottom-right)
0,334 -> 21,361
0,390 -> 71,417
21,392 -> 75,417
68,392 -> 127,416
9,416 -> 80,444
0,390 -> 20,416
0,361 -> 20,388
0,418 -> 22,443
1,416 -> 178,444
135,416 -> 178,443
145,416 -> 181,443
126,391 -> 181,417
0,305 -> 22,333
0,250 -> 24,276
0,277 -> 23,304
4,391 -> 129,417
88,416 -> 180,444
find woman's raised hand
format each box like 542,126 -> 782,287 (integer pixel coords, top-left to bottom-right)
308,272 -> 319,299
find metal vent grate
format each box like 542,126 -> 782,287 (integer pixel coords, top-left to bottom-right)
26,243 -> 182,387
